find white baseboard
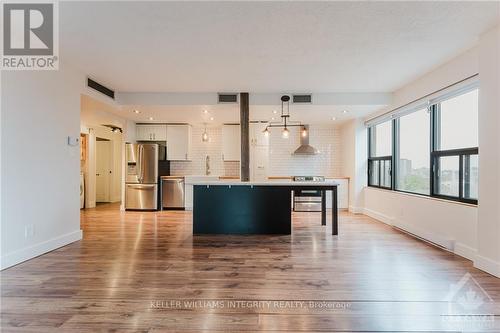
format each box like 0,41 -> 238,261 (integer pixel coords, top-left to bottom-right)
363,208 -> 395,226
348,206 -> 364,214
392,219 -> 455,250
474,254 -> 500,277
364,208 -> 458,250
1,230 -> 83,270
454,242 -> 477,261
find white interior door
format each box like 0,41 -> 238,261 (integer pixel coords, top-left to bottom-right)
96,140 -> 112,203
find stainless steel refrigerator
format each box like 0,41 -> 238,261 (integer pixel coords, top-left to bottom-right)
125,143 -> 158,210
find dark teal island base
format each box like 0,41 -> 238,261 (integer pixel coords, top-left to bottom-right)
193,183 -> 338,235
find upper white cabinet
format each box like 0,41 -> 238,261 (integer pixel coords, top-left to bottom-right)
166,124 -> 192,161
250,122 -> 269,146
136,124 -> 167,141
222,124 -> 241,161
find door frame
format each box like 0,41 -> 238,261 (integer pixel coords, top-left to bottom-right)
95,138 -> 113,203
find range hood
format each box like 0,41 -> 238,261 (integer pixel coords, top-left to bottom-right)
293,125 -> 319,155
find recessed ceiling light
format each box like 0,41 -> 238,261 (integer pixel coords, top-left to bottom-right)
203,110 -> 209,114
133,109 -> 140,114
210,117 -> 214,121
273,110 -> 278,114
148,117 -> 154,121
342,110 -> 348,114
332,117 -> 337,121
271,117 -> 275,121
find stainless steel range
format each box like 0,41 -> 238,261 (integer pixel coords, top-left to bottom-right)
293,176 -> 325,212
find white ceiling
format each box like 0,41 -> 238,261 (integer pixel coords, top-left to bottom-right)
121,104 -> 380,126
62,1 -> 499,93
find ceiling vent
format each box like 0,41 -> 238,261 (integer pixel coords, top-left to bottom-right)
218,93 -> 238,104
87,78 -> 115,99
292,94 -> 312,104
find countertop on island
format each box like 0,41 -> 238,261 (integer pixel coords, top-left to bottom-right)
191,179 -> 339,186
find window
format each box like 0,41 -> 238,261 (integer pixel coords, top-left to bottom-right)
368,121 -> 392,189
437,89 -> 478,150
367,85 -> 478,204
370,121 -> 392,157
434,155 -> 460,197
396,108 -> 430,195
431,89 -> 479,203
431,148 -> 478,203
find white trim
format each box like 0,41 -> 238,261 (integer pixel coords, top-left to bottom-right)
392,219 -> 455,250
365,75 -> 479,127
428,80 -> 479,105
364,186 -> 477,208
1,230 -> 83,270
348,205 -> 364,214
363,208 -> 395,226
474,255 -> 500,278
363,207 -> 477,259
454,242 -> 477,261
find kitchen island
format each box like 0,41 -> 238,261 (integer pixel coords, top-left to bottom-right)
193,180 -> 338,235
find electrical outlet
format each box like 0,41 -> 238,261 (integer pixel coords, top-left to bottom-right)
24,224 -> 34,238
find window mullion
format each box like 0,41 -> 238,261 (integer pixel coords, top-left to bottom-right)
459,154 -> 464,199
430,105 -> 436,196
392,118 -> 398,191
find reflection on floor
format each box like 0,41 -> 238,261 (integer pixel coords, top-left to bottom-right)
1,203 -> 499,331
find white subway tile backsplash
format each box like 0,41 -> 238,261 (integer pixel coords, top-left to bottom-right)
170,126 -> 224,176
171,124 -> 342,177
268,125 -> 342,177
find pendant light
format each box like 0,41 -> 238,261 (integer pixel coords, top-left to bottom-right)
202,123 -> 209,142
264,95 -> 303,139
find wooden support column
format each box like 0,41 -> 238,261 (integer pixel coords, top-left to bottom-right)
240,92 -> 250,181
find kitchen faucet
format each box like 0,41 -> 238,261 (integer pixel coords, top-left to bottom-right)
205,155 -> 211,176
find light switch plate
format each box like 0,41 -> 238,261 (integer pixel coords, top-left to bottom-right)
68,136 -> 80,146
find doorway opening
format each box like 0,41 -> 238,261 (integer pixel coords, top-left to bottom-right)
96,137 -> 113,203
80,94 -> 125,212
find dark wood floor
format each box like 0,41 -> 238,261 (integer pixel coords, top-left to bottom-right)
1,203 -> 499,332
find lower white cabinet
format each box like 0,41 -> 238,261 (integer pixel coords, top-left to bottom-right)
326,178 -> 349,209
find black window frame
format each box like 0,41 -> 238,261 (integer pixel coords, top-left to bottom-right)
368,156 -> 392,190
367,87 -> 479,205
367,125 -> 392,190
430,148 -> 478,204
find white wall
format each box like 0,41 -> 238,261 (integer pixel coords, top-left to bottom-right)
358,24 -> 500,277
268,124 -> 342,177
364,188 -> 478,259
1,63 -> 84,269
360,46 -> 479,259
340,119 -> 367,213
476,25 -> 500,276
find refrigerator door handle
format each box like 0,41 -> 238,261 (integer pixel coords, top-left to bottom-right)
128,184 -> 155,189
142,145 -> 147,182
137,145 -> 143,183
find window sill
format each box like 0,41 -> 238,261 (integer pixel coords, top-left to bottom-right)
365,186 -> 477,208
